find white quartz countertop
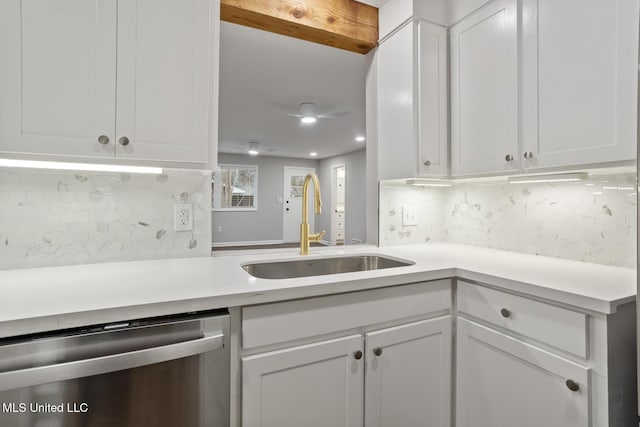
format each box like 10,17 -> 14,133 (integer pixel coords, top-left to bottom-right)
0,243 -> 635,338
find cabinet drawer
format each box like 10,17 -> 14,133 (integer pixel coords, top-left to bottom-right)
243,280 -> 451,349
457,281 -> 587,357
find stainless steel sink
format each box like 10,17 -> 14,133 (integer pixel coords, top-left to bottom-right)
242,255 -> 415,279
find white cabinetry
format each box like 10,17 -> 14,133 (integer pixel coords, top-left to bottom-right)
377,20 -> 448,179
240,281 -> 452,427
0,0 -> 217,167
450,0 -> 519,176
520,0 -> 639,170
242,335 -> 364,427
365,317 -> 451,427
456,318 -> 589,427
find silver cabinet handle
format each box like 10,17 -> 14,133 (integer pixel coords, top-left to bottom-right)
0,332 -> 224,392
98,135 -> 110,145
505,154 -> 514,162
423,160 -> 431,166
119,136 -> 130,146
523,151 -> 534,159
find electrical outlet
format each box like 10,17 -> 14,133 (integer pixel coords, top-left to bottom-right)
174,203 -> 193,231
402,205 -> 418,226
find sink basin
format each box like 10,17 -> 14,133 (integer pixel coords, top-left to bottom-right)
242,255 -> 415,279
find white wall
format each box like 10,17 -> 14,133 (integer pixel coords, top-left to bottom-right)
212,153 -> 319,244
379,173 -> 637,267
0,168 -> 212,270
318,149 -> 367,244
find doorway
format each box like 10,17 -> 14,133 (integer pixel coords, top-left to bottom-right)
283,166 -> 316,243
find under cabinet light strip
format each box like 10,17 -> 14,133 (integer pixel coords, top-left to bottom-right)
507,173 -> 587,184
0,159 -> 163,174
406,179 -> 452,187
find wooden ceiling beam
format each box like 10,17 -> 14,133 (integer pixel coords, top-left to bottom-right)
220,0 -> 378,54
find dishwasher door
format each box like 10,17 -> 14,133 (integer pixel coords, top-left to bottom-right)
0,310 -> 229,427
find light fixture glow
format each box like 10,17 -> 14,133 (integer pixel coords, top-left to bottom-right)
508,173 -> 587,184
248,149 -> 259,156
301,116 -> 317,124
0,159 -> 163,174
309,152 -> 318,157
355,136 -> 366,142
406,179 -> 452,187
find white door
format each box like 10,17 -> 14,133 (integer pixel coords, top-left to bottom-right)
283,167 -> 315,243
0,0 -> 117,158
365,317 -> 451,427
242,335 -> 364,427
450,0 -> 519,176
115,0 -> 212,163
520,0 -> 639,169
456,318 -> 589,427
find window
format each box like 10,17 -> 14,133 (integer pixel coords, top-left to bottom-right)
212,164 -> 258,211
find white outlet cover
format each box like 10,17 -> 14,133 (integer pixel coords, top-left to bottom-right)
174,203 -> 193,231
402,205 -> 418,226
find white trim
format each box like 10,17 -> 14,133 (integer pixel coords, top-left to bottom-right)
319,239 -> 332,246
211,239 -> 284,248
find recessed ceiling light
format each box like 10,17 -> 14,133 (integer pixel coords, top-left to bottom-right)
301,116 -> 317,124
247,141 -> 259,155
248,149 -> 259,156
355,136 -> 365,142
0,158 -> 162,174
309,152 -> 318,157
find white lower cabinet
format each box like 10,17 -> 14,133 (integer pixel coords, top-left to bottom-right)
456,318 -> 588,427
242,335 -> 364,427
365,317 -> 451,427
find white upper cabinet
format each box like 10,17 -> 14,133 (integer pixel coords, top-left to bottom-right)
520,0 -> 639,170
0,0 -> 216,166
450,0 -> 519,176
0,0 -> 117,159
115,0 -> 212,163
377,20 -> 448,180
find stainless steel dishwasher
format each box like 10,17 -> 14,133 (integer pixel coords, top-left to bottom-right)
0,309 -> 229,427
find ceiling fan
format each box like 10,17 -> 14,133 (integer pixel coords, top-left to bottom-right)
231,141 -> 276,156
281,102 -> 350,124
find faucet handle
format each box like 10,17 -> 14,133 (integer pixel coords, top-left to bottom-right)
311,230 -> 326,242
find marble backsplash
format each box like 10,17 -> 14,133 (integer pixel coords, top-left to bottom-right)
380,174 -> 637,268
0,168 -> 212,270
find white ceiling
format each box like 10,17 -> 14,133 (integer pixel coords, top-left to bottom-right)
218,22 -> 367,160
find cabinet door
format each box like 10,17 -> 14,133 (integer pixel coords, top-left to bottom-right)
0,0 -> 117,158
242,335 -> 364,427
377,22 -> 416,180
417,21 -> 448,177
450,0 -> 519,176
456,318 -> 589,427
115,0 -> 212,164
521,0 -> 639,169
365,317 -> 451,427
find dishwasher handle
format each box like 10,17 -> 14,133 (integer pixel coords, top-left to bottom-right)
0,331 -> 224,392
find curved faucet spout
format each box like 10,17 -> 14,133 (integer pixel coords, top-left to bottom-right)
300,172 -> 325,255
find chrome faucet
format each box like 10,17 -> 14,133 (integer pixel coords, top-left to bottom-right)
300,172 -> 326,255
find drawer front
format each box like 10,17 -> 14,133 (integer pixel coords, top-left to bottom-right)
457,281 -> 587,357
243,280 -> 452,349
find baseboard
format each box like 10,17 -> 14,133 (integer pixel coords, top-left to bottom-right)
319,240 -> 332,246
211,239 -> 284,248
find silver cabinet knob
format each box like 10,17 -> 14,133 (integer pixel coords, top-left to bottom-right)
500,308 -> 511,318
423,160 -> 431,166
505,154 -> 514,162
119,136 -> 130,146
565,379 -> 579,392
353,350 -> 363,360
373,347 -> 383,356
524,151 -> 534,159
98,135 -> 110,145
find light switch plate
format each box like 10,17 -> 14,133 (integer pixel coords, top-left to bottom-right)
402,205 -> 418,226
174,203 -> 193,231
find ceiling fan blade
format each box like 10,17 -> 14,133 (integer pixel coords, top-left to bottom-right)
318,111 -> 350,119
